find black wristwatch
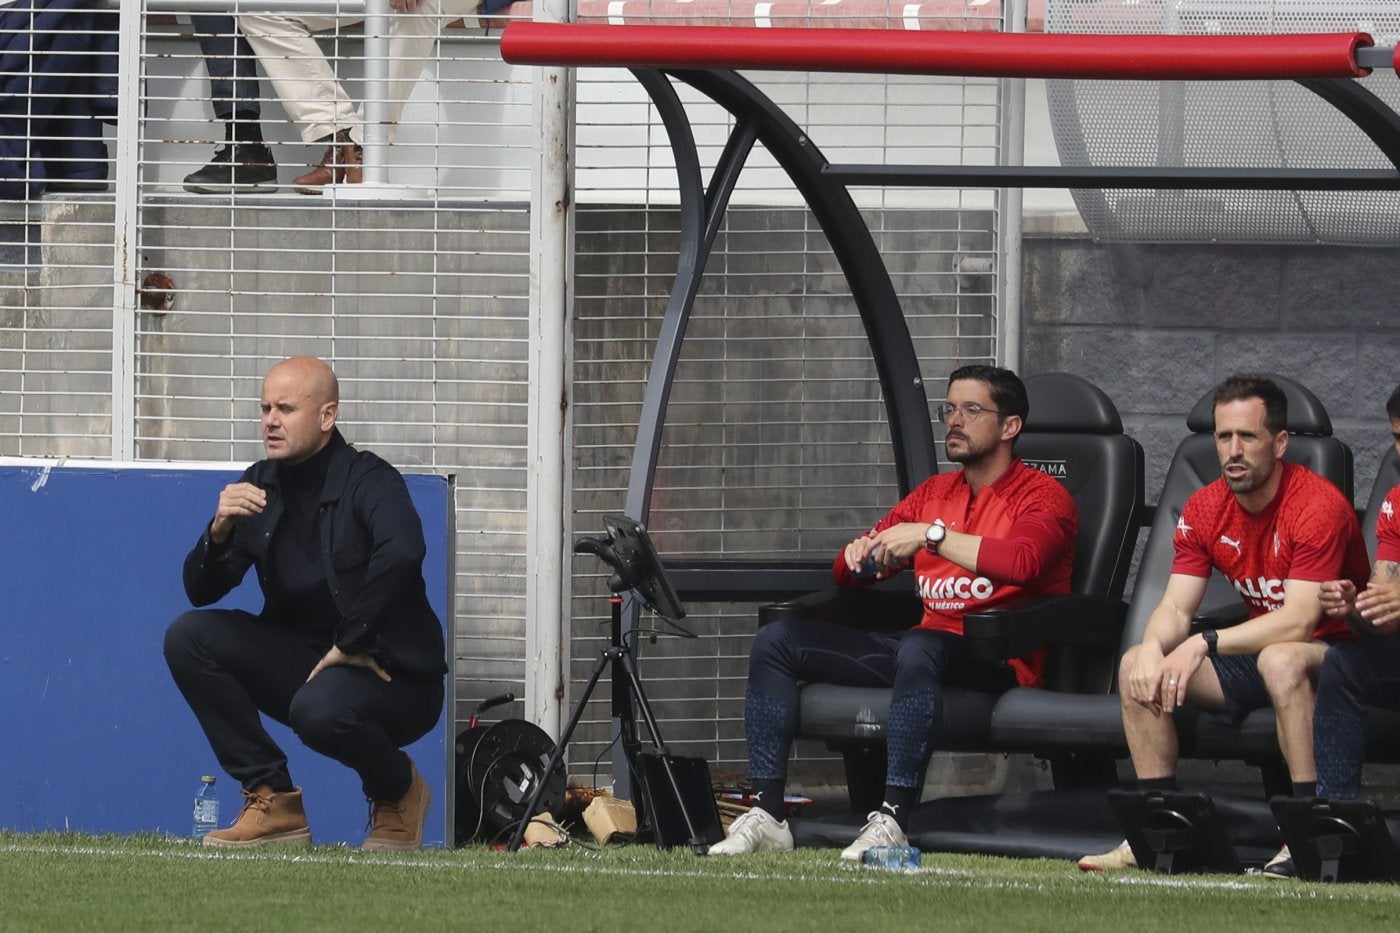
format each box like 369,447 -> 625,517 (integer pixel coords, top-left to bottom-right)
1201,628 -> 1219,657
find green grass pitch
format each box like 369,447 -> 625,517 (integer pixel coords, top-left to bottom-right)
5,831 -> 1400,931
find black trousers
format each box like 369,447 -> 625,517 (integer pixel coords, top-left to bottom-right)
164,609 -> 443,801
189,15 -> 261,121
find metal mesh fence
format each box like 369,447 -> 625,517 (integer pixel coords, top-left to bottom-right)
1,1 -> 1008,782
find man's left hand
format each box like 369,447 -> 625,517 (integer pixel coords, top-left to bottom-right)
1353,583 -> 1400,638
390,0 -> 422,11
307,645 -> 392,683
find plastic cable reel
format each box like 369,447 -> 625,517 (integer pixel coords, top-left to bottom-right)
455,719 -> 565,845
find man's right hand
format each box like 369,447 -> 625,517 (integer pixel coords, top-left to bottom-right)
209,482 -> 267,544
1319,578 -> 1358,618
1124,642 -> 1168,712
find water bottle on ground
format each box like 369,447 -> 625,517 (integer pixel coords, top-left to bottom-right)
861,845 -> 921,871
193,775 -> 220,839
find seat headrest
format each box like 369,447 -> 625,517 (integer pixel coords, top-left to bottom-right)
1184,373 -> 1333,437
1022,372 -> 1123,434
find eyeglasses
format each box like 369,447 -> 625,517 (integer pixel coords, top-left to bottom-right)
937,402 -> 1001,424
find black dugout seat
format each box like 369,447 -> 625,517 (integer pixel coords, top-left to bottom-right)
989,374 -> 1354,795
759,372 -> 1145,812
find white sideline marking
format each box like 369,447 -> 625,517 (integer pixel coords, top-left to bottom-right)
607,1 -> 626,25
0,838 -> 1383,901
902,4 -> 921,29
754,3 -> 773,27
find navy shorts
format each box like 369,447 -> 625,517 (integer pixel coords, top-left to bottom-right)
1209,653 -> 1270,724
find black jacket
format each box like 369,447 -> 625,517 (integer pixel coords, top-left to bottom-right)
182,430 -> 448,678
0,0 -> 117,199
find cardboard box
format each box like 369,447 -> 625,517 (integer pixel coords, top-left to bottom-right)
583,795 -> 637,845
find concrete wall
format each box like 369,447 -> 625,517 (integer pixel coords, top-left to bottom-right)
1022,237 -> 1400,509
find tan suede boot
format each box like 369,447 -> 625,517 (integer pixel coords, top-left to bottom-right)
203,786 -> 313,848
361,760 -> 431,852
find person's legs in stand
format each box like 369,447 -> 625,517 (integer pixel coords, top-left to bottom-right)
184,15 -> 277,192
240,10 -> 364,193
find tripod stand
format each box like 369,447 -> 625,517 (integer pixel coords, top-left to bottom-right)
507,515 -> 713,854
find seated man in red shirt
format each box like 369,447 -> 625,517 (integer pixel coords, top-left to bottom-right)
1079,374 -> 1370,878
710,364 -> 1079,860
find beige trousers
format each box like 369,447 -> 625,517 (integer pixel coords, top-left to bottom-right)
241,0 -> 476,145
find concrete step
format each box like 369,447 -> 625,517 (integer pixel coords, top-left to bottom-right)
5,195 -> 532,313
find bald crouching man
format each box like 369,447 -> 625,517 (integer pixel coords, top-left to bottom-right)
164,356 -> 447,849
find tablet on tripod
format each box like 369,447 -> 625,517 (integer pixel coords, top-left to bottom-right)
1107,789 -> 1242,874
634,750 -> 725,849
602,513 -> 685,622
509,515 -> 711,853
1270,796 -> 1400,883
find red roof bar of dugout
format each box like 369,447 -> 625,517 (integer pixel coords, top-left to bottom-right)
500,23 -> 1374,81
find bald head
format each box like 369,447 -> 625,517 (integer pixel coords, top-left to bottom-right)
267,355 -> 339,405
260,356 -> 339,464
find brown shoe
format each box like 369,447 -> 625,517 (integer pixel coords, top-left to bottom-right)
361,760 -> 431,851
203,786 -> 313,848
293,130 -> 363,194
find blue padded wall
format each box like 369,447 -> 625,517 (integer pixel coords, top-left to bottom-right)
0,463 -> 453,847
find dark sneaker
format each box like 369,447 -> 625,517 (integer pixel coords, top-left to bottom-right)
183,143 -> 278,194
1262,845 -> 1297,879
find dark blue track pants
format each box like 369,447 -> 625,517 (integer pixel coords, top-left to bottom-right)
1314,637 -> 1400,799
745,619 -> 1016,790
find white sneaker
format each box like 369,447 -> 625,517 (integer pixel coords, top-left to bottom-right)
708,808 -> 794,855
839,810 -> 908,862
1077,840 -> 1138,872
1262,845 -> 1297,880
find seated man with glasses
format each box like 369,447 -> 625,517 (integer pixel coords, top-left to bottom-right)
710,364 -> 1079,860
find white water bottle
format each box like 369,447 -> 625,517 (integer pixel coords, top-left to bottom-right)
192,775 -> 219,838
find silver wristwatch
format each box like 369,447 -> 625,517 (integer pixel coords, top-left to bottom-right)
924,520 -> 947,553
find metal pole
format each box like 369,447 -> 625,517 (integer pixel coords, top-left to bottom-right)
361,0 -> 390,185
111,0 -> 143,460
524,0 -> 575,741
998,0 -> 1028,371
